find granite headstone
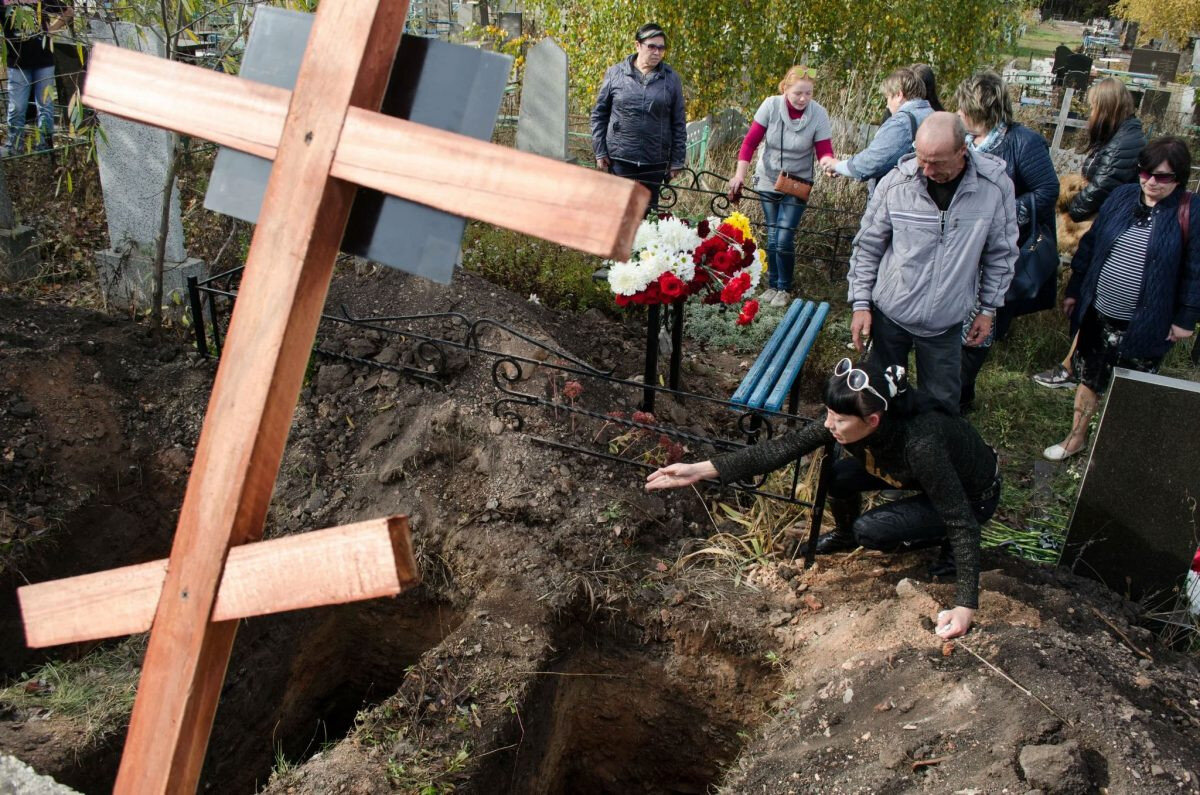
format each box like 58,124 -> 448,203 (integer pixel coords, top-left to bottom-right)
515,38 -> 568,160
204,7 -> 511,284
90,21 -> 203,306
497,11 -> 522,39
1129,48 -> 1181,82
1064,369 -> 1200,603
0,165 -> 39,283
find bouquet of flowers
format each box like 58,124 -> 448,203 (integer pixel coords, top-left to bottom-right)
605,212 -> 764,325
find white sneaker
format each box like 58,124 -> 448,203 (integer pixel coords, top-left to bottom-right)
769,291 -> 791,308
758,288 -> 778,302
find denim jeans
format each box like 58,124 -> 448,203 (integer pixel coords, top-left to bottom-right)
6,64 -> 56,153
759,191 -> 806,291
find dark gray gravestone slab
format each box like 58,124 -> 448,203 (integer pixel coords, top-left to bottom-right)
1064,369 -> 1200,602
1129,48 -> 1181,82
203,7 -> 511,283
515,38 -> 568,160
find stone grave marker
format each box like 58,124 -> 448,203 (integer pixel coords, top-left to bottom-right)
1063,369 -> 1200,604
204,7 -> 511,282
515,38 -> 568,160
0,166 -> 39,283
1129,48 -> 1181,83
89,20 -> 203,307
497,11 -> 521,39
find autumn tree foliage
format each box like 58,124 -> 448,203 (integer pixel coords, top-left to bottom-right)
1112,0 -> 1200,50
525,0 -> 1027,118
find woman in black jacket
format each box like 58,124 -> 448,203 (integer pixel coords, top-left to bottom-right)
646,358 -> 1002,640
590,22 -> 687,208
1033,77 -> 1146,389
954,71 -> 1060,412
1044,137 -> 1199,461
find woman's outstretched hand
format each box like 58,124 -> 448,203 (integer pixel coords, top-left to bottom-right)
645,461 -> 718,492
935,606 -> 975,640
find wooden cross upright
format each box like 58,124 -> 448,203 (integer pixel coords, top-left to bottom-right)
15,0 -> 648,789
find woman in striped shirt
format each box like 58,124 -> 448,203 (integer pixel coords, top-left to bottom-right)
1044,138 -> 1200,461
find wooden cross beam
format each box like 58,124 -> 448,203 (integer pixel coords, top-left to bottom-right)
18,517 -> 418,648
16,0 -> 648,789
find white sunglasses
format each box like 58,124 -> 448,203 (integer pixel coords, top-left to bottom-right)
834,357 -> 889,411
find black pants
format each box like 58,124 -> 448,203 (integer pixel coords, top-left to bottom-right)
610,159 -> 670,210
827,455 -> 999,552
867,309 -> 962,415
959,309 -> 1014,412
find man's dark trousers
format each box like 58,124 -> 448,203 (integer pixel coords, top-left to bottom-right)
867,308 -> 961,414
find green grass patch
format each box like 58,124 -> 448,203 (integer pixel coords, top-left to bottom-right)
0,635 -> 145,745
460,221 -> 609,313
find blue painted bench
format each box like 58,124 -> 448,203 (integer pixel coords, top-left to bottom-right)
731,298 -> 830,417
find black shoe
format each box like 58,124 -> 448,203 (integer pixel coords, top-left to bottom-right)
928,548 -> 957,578
814,529 -> 858,554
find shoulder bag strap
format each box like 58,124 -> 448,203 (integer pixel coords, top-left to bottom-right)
1178,190 -> 1192,249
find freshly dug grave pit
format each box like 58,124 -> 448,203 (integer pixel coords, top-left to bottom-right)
202,593 -> 464,792
488,622 -> 779,794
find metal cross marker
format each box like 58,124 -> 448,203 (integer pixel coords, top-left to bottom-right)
16,0 -> 648,789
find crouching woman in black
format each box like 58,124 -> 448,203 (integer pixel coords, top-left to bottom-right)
645,359 -> 1001,639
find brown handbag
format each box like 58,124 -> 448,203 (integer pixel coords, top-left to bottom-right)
774,171 -> 812,201
772,99 -> 812,201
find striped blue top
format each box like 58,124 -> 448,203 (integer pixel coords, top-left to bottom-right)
1095,213 -> 1153,321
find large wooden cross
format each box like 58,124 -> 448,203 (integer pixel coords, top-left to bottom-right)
15,0 -> 647,789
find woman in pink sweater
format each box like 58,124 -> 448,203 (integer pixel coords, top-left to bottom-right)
727,67 -> 836,307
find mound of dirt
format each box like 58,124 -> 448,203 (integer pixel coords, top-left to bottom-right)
1,268 -> 1198,795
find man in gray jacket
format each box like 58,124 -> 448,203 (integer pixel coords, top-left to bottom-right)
848,112 -> 1017,413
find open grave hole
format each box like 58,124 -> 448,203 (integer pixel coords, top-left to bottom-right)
489,622 -> 780,795
201,592 -> 464,793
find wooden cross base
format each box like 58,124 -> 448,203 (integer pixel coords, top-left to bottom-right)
15,0 -> 646,789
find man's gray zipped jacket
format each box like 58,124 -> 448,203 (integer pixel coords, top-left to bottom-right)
848,150 -> 1018,337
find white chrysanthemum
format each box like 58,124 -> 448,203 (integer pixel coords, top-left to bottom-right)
607,261 -> 645,296
632,218 -> 659,252
671,251 -> 696,283
654,216 -> 702,253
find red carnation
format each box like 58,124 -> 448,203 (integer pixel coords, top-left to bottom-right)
737,299 -> 760,325
615,293 -> 631,307
721,272 -> 751,303
632,411 -> 656,424
702,291 -> 722,304
697,220 -> 710,238
658,271 -> 686,299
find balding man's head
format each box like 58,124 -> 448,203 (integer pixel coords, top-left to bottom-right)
914,112 -> 967,183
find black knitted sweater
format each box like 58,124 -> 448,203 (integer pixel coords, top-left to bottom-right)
712,412 -> 999,609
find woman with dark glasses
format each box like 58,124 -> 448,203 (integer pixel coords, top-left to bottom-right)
646,358 -> 1001,639
1044,137 -> 1199,461
590,22 -> 687,208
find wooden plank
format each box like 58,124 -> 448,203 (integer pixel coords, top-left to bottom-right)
1050,86 -> 1076,151
82,46 -> 647,261
335,109 -> 647,260
18,517 -> 418,649
83,44 -> 288,161
105,0 -> 413,790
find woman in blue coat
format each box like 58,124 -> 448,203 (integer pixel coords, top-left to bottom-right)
1044,137 -> 1200,460
590,22 -> 687,208
954,70 -> 1060,412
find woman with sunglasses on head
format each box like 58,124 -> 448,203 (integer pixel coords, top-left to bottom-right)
646,358 -> 1002,640
1044,137 -> 1199,461
591,22 -> 687,208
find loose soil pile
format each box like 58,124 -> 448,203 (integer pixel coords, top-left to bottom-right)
1,268 -> 1198,794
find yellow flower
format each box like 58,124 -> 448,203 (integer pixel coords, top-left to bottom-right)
723,211 -> 756,245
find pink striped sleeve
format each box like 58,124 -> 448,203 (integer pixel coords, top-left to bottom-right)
738,122 -> 767,162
